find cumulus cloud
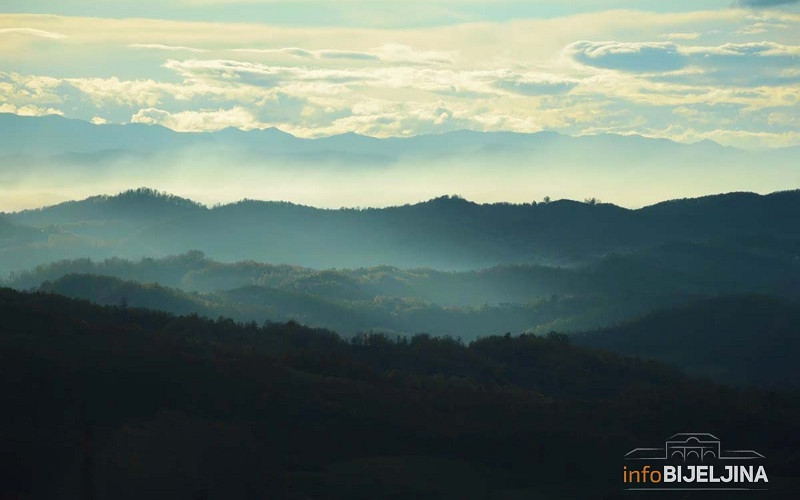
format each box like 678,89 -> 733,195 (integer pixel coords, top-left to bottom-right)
0,72 -> 71,110
0,102 -> 63,116
66,77 -> 181,107
131,107 -> 258,132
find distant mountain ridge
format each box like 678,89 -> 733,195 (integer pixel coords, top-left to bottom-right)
2,112 -> 798,217
4,112 -> 797,172
0,112 -> 734,158
2,187 -> 800,274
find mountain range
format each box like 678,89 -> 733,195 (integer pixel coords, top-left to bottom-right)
2,113 -> 798,211
3,187 -> 800,275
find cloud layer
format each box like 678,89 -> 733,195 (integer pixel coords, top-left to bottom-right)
0,8 -> 798,148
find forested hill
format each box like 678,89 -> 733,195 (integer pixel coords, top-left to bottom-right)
1,287 -> 799,498
19,272 -> 800,389
572,294 -> 800,389
2,188 -> 800,274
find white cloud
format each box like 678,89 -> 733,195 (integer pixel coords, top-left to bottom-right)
767,111 -> 797,126
374,44 -> 454,65
0,10 -> 796,147
662,32 -> 701,40
230,44 -> 452,65
492,71 -> 578,95
737,21 -> 789,34
0,28 -> 66,39
656,125 -> 800,149
131,106 -> 258,131
685,41 -> 800,56
128,43 -> 207,52
0,102 -> 62,116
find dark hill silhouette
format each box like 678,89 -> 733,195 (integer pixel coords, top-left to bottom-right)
573,294 -> 800,388
33,273 -> 624,338
2,188 -> 800,274
640,190 -> 800,240
7,215 -> 800,336
19,270 -> 800,388
1,286 -> 799,498
9,187 -> 205,227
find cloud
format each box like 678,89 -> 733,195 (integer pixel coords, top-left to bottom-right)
493,72 -> 578,96
0,72 -> 73,110
565,41 -> 689,72
230,47 -> 315,57
159,58 -> 576,104
688,41 -> 800,56
662,32 -> 701,40
767,111 -> 797,127
736,0 -> 799,7
129,43 -> 207,52
676,42 -> 800,86
736,21 -> 789,34
232,47 -> 377,60
375,44 -> 454,65
65,76 -> 185,107
655,125 -> 800,149
131,106 -> 258,132
0,102 -> 63,116
565,39 -> 800,87
231,44 -> 452,65
0,28 -> 66,39
164,59 -> 373,90
316,50 -> 379,61
0,10 -> 798,148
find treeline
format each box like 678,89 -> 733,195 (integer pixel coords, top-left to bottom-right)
573,294 -> 800,388
28,273 -> 660,338
3,188 -> 800,274
7,232 -> 800,338
11,231 -> 800,304
1,287 -> 799,499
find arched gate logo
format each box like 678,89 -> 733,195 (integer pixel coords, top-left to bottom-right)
623,433 -> 768,491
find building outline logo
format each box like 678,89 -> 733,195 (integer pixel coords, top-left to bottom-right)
625,432 -> 765,462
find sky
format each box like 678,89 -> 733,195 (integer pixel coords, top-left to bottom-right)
0,1 -> 798,150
